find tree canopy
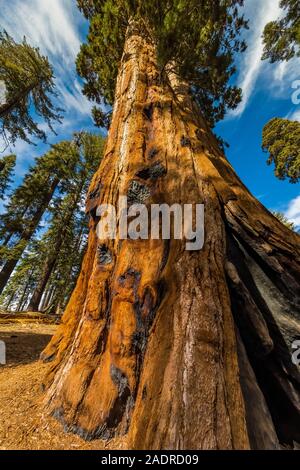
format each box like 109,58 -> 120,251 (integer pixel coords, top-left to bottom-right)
76,0 -> 248,128
262,118 -> 300,183
0,31 -> 63,146
262,0 -> 300,63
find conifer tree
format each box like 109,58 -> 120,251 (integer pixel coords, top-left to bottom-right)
262,0 -> 300,63
262,118 -> 300,183
262,3 -> 300,182
27,133 -> 104,311
0,31 -> 62,145
0,141 -> 80,294
42,1 -> 300,449
0,154 -> 16,199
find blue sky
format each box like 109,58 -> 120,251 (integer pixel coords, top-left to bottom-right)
0,0 -> 299,226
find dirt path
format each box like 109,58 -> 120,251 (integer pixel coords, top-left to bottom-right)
0,323 -> 125,450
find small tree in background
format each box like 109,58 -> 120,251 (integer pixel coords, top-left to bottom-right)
0,153 -> 16,198
272,211 -> 295,231
262,118 -> 300,183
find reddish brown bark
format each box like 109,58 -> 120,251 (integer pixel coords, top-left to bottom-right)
41,23 -> 300,449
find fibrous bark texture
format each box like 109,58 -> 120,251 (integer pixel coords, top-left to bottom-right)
41,23 -> 300,450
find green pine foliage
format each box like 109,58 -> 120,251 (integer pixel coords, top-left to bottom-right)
0,31 -> 63,145
76,0 -> 248,128
0,154 -> 16,199
0,133 -> 105,311
272,211 -> 295,231
262,0 -> 300,63
262,118 -> 300,183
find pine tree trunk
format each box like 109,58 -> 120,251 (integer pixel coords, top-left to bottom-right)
0,80 -> 39,119
41,22 -> 300,449
0,178 -> 58,295
27,187 -> 83,312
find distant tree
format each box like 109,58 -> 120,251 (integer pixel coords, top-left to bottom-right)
262,0 -> 300,63
272,211 -> 295,231
0,31 -> 62,146
0,154 -> 15,198
27,133 -> 105,311
0,141 -> 80,294
262,118 -> 300,183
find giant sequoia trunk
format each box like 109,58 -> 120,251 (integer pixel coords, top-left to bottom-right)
41,23 -> 300,449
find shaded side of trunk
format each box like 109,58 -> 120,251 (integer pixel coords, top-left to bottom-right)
0,178 -> 58,295
41,22 -> 300,449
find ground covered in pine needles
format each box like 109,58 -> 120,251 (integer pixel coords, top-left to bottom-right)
0,321 -> 126,450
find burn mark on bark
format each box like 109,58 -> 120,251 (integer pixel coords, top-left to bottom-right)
160,239 -> 170,273
41,352 -> 56,363
122,52 -> 132,62
127,180 -> 151,205
97,244 -> 113,265
133,280 -> 166,356
86,182 -> 103,214
110,364 -> 130,396
181,135 -> 191,148
118,268 -> 141,288
88,182 -> 102,200
148,147 -> 159,160
135,162 -> 166,181
143,103 -> 153,121
103,365 -> 132,434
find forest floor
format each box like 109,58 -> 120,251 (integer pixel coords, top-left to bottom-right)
0,322 -> 125,450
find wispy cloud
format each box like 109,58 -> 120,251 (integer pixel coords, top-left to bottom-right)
285,195 -> 300,227
0,0 -> 95,178
0,0 -> 92,118
230,0 -> 281,117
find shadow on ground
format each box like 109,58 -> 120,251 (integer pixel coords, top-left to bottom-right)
0,329 -> 53,366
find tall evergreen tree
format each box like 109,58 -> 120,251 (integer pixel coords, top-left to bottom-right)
27,133 -> 105,311
262,0 -> 300,63
42,1 -> 300,449
0,141 -> 80,294
262,2 -> 299,182
262,118 -> 300,183
0,154 -> 16,199
0,31 -> 62,145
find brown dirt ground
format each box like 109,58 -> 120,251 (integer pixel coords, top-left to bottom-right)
0,322 -> 126,450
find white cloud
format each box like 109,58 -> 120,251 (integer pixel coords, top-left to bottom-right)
285,195 -> 300,227
287,109 -> 300,122
230,0 -> 282,117
0,0 -> 91,117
